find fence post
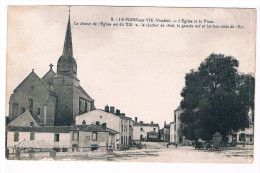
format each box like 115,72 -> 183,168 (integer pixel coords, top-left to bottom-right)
29,148 -> 35,160
6,148 -> 9,159
49,150 -> 57,160
15,148 -> 21,160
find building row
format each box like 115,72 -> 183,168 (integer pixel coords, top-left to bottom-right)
6,105 -> 164,152
169,106 -> 254,146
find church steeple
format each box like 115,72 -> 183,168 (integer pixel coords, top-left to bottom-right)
57,9 -> 77,79
62,12 -> 73,57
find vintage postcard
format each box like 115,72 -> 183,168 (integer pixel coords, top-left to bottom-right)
5,5 -> 256,163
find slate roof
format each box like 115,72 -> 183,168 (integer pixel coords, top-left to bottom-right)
147,131 -> 158,135
71,124 -> 119,134
7,124 -> 119,134
78,109 -> 132,120
133,122 -> 159,127
7,126 -> 72,133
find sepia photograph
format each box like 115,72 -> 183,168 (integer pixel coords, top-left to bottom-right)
4,5 -> 256,164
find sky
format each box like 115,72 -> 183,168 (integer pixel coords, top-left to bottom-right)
6,6 -> 256,127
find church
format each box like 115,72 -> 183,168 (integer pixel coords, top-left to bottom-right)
8,13 -> 95,126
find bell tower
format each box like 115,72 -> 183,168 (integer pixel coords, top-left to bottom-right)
57,11 -> 77,79
53,9 -> 80,126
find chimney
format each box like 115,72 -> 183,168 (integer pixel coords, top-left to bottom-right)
164,121 -> 166,125
151,121 -> 153,124
140,121 -> 143,124
105,105 -> 109,112
101,123 -> 107,130
110,106 -> 115,113
116,109 -> 120,115
96,121 -> 100,126
135,117 -> 138,122
82,120 -> 86,126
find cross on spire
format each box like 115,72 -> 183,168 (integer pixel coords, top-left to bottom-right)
49,63 -> 54,70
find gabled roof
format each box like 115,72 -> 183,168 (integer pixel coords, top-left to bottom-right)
42,69 -> 56,86
71,124 -> 119,134
7,110 -> 41,127
15,140 -> 52,149
14,70 -> 54,93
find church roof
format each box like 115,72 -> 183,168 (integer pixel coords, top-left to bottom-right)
42,68 -> 56,85
79,85 -> 94,102
14,70 -> 56,94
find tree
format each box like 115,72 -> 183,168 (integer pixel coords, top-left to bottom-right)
180,53 -> 255,141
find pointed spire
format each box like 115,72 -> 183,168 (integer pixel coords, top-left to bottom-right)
62,10 -> 73,57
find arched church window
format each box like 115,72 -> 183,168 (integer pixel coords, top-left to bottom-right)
37,108 -> 40,115
29,99 -> 33,110
21,107 -> 25,114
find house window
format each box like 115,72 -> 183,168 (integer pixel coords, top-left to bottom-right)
86,136 -> 90,141
21,107 -> 25,114
30,122 -> 34,127
30,133 -> 35,140
239,133 -> 245,141
140,127 -> 143,131
54,134 -> 60,142
153,128 -> 156,132
140,135 -> 143,141
73,132 -> 78,141
92,132 -> 97,141
85,101 -> 88,112
37,108 -> 40,115
29,99 -> 33,110
100,115 -> 102,119
14,132 -> 19,142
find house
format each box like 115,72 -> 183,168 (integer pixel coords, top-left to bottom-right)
228,108 -> 254,145
75,106 -> 133,149
160,122 -> 170,142
70,121 -> 119,151
8,12 -> 95,126
170,106 -> 191,145
6,126 -> 71,153
6,123 -> 119,153
133,117 -> 159,142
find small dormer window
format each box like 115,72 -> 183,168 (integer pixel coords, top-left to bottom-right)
30,122 -> 34,127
